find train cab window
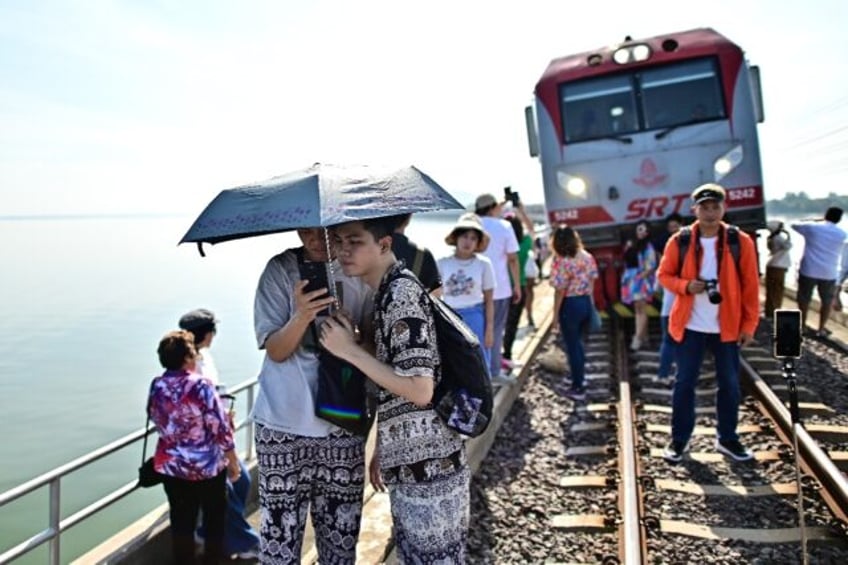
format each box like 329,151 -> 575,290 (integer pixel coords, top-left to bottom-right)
640,58 -> 725,130
561,75 -> 638,143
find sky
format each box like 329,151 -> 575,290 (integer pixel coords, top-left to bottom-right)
1,0 -> 847,216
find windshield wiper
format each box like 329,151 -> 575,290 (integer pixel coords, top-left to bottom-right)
655,118 -> 703,140
600,134 -> 633,144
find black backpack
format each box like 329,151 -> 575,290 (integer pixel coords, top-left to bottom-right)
398,274 -> 494,437
676,225 -> 741,275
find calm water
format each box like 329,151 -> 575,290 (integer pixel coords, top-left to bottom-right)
0,213 -> 458,562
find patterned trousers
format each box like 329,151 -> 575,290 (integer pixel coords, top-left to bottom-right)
254,425 -> 365,564
390,466 -> 471,564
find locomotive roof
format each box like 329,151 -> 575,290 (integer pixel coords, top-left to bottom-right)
536,27 -> 743,89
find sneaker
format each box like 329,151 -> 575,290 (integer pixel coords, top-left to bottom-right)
662,441 -> 689,463
630,336 -> 642,351
715,439 -> 754,461
564,387 -> 586,401
232,548 -> 259,560
491,372 -> 518,386
651,374 -> 675,387
501,358 -> 523,370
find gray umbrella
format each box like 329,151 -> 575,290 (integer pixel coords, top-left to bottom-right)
179,163 -> 464,252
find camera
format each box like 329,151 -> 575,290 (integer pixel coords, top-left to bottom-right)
774,309 -> 802,358
503,186 -> 520,206
703,278 -> 722,304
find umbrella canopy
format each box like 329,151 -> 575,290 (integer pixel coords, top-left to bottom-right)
180,163 -> 464,247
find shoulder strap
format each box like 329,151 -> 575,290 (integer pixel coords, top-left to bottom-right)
142,379 -> 157,465
411,248 -> 425,277
726,225 -> 741,272
676,227 -> 692,276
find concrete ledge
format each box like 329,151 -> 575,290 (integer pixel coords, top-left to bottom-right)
75,462 -> 260,564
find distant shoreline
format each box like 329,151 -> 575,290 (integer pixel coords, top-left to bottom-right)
0,212 -> 192,221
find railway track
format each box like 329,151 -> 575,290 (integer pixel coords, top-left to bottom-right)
467,315 -> 848,564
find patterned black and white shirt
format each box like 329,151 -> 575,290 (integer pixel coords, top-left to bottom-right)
373,263 -> 466,484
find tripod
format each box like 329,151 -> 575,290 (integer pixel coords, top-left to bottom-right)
782,357 -> 808,565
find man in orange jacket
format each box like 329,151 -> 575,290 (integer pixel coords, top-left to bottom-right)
657,183 -> 760,462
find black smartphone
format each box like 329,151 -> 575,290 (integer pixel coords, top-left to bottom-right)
298,261 -> 332,315
774,309 -> 802,358
503,186 -> 520,206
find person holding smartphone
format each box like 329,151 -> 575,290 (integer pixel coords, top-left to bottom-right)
250,228 -> 370,564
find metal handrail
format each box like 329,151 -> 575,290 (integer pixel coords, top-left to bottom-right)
0,377 -> 259,565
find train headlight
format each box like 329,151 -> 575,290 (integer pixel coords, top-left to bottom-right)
632,44 -> 651,61
557,171 -> 588,197
613,48 -> 631,64
612,44 -> 652,65
714,144 -> 744,181
567,177 -> 587,196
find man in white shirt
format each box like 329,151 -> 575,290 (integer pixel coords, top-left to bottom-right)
475,193 -> 522,384
791,207 -> 847,337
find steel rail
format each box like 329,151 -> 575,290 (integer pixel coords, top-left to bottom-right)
615,323 -> 646,565
740,356 -> 848,525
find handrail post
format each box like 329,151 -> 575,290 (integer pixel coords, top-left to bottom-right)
246,384 -> 255,462
49,479 -> 60,565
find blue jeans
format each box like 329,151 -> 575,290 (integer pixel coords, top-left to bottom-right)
657,316 -> 676,379
198,459 -> 260,554
488,297 -> 511,376
671,330 -> 741,444
455,303 -> 492,378
559,295 -> 591,389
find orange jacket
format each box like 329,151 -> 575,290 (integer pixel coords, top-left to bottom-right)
657,221 -> 760,343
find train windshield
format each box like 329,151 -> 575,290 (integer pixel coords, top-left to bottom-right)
561,57 -> 725,143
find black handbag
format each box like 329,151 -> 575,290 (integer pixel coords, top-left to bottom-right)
137,381 -> 163,488
315,350 -> 372,436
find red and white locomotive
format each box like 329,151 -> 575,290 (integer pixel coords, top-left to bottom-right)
526,28 -> 766,308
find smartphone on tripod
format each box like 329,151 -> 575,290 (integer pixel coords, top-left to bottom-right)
773,309 -> 802,358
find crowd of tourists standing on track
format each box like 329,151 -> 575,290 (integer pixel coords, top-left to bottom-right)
142,181 -> 847,564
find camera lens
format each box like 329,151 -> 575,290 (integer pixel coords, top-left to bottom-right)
705,279 -> 722,304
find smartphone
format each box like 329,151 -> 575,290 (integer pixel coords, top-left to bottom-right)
298,261 -> 332,315
773,309 -> 802,358
503,186 -> 520,206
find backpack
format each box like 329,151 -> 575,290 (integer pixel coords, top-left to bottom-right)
398,273 -> 494,438
676,225 -> 741,275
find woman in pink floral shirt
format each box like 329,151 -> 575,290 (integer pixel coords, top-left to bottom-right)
149,330 -> 240,564
549,225 -> 599,401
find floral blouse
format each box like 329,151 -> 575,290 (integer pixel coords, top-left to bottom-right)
148,369 -> 234,481
550,249 -> 599,297
373,263 -> 466,484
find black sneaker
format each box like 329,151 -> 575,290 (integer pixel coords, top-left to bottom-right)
564,387 -> 586,401
715,439 -> 754,461
662,441 -> 689,463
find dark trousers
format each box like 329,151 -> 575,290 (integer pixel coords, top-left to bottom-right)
764,266 -> 787,318
163,470 -> 227,564
672,330 -> 741,444
503,287 -> 527,360
558,295 -> 591,389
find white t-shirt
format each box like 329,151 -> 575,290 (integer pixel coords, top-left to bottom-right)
250,249 -> 370,437
196,347 -> 219,385
686,235 -> 720,334
437,254 -> 495,310
480,216 -> 520,300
